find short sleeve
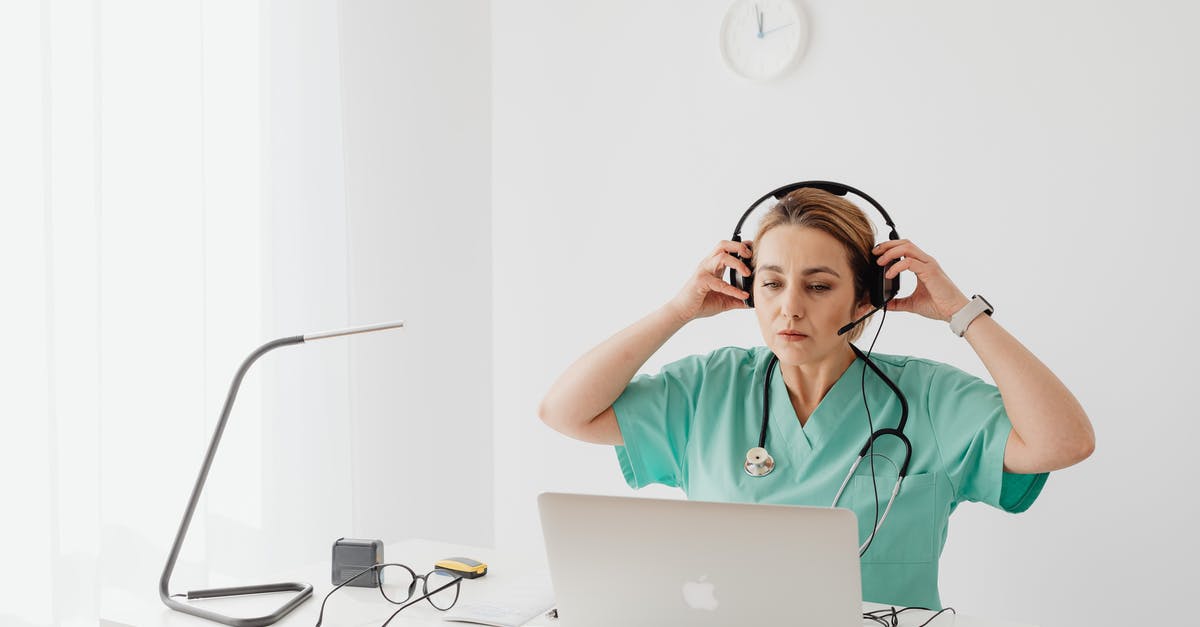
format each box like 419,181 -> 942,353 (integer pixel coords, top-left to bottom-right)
612,353 -> 709,490
926,364 -> 1048,513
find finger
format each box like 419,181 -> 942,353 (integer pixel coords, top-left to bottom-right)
708,249 -> 752,278
704,251 -> 728,275
872,240 -> 906,256
706,273 -> 750,300
885,296 -> 913,313
873,239 -> 921,256
730,253 -> 752,277
703,273 -> 749,300
873,240 -> 902,259
884,257 -> 918,280
714,239 -> 752,256
876,242 -> 930,266
715,239 -> 754,260
873,241 -> 906,265
719,293 -> 750,310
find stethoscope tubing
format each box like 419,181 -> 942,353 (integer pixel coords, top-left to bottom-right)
748,348 -> 913,556
832,452 -> 904,554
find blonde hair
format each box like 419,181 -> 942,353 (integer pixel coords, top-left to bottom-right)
752,187 -> 877,342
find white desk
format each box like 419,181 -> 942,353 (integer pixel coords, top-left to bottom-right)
104,539 -> 1037,627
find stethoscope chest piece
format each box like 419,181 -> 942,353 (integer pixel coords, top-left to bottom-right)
744,447 -> 775,477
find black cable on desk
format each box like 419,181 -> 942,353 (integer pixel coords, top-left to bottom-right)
862,605 -> 957,626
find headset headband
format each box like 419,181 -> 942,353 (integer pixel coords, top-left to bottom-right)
730,180 -> 899,242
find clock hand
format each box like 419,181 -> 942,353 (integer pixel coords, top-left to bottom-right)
761,21 -> 795,37
755,4 -> 763,38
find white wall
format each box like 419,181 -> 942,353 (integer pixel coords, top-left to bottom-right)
259,0 -> 354,573
492,2 -> 1199,626
338,0 -> 493,546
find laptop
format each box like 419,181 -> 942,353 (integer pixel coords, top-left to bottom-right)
537,492 -> 862,627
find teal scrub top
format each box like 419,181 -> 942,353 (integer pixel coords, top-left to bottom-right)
612,346 -> 1048,610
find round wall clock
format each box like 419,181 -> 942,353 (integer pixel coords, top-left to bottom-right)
720,0 -> 808,81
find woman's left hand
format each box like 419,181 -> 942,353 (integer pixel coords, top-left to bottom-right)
872,240 -> 970,322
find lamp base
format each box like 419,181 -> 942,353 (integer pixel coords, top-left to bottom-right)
164,581 -> 313,627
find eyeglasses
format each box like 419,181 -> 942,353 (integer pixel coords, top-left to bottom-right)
315,562 -> 463,627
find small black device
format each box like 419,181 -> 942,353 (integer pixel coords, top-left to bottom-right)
332,537 -> 384,588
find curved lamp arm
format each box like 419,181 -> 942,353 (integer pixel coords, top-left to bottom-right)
159,320 -> 405,627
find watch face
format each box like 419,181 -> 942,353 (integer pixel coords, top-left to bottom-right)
720,0 -> 807,80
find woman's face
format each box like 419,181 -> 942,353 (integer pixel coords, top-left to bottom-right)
752,225 -> 870,367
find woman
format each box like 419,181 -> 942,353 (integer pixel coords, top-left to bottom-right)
538,186 -> 1094,609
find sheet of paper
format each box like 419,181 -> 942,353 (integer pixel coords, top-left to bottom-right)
442,572 -> 555,627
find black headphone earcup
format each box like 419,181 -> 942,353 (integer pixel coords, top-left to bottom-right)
727,255 -> 754,308
883,264 -> 899,304
867,253 -> 900,309
743,270 -> 754,308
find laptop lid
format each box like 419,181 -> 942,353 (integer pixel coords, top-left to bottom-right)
537,492 -> 862,627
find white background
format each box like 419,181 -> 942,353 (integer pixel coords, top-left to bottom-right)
2,1 -> 1197,626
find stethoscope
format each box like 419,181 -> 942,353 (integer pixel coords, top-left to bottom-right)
729,180 -> 915,555
744,345 -> 913,555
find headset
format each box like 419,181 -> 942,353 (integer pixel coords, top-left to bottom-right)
726,180 -> 901,312
728,180 -> 913,556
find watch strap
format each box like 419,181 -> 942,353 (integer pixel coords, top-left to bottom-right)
949,295 -> 993,337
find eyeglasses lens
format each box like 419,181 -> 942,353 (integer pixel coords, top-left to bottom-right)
378,564 -> 416,604
423,569 -> 461,611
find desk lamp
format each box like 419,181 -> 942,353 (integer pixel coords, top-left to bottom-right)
159,320 -> 405,627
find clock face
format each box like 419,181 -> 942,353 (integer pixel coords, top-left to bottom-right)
720,0 -> 807,81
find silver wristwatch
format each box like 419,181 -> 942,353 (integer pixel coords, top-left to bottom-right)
949,295 -> 993,337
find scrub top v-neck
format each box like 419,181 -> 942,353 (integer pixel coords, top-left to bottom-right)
612,345 -> 1048,610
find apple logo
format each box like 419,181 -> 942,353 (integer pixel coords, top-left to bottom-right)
681,575 -> 719,611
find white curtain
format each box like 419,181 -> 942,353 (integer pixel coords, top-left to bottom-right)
0,1 -> 353,624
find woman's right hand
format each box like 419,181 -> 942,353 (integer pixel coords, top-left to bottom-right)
665,240 -> 753,323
